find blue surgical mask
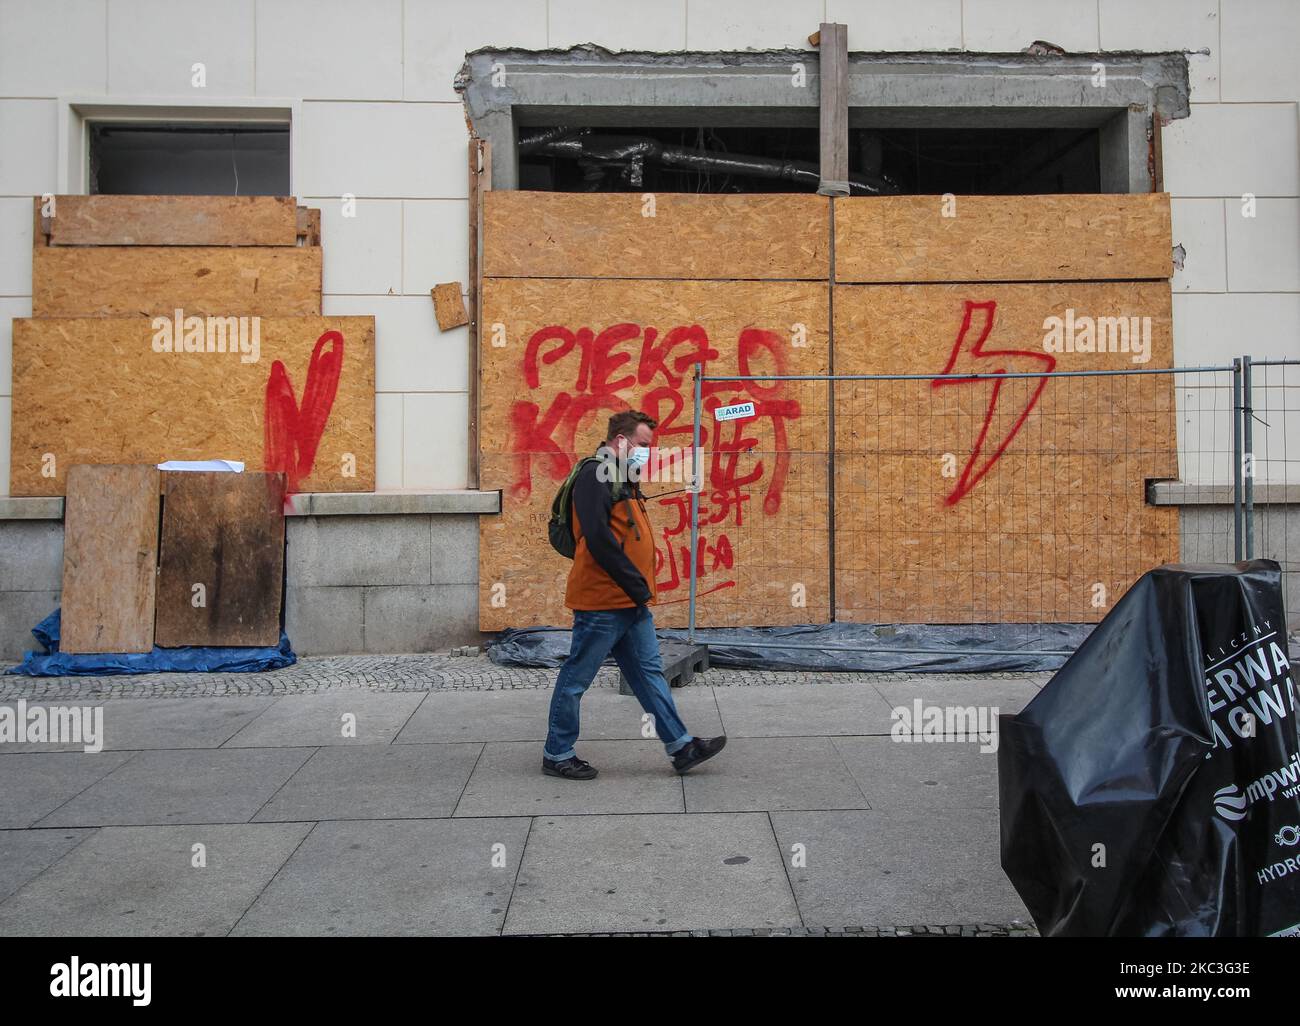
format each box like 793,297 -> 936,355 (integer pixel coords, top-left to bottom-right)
628,446 -> 650,468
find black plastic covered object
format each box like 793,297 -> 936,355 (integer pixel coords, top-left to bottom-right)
999,560 -> 1300,937
488,621 -> 1090,673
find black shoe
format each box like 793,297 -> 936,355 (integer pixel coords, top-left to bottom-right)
671,735 -> 727,775
542,755 -> 598,780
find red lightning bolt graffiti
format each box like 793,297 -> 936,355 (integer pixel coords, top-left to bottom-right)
932,300 -> 1056,506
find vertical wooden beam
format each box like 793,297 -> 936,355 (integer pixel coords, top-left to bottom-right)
467,138 -> 492,490
817,22 -> 849,198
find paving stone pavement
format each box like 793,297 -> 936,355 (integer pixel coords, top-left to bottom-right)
523,924 -> 1040,936
0,651 -> 1051,700
0,656 -> 1047,937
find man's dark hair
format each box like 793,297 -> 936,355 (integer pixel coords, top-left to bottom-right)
606,410 -> 657,442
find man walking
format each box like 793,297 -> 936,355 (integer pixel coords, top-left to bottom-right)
542,410 -> 727,779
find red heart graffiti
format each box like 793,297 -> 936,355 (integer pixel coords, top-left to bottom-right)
264,329 -> 345,499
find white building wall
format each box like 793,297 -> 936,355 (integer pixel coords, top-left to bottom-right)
0,0 -> 1297,497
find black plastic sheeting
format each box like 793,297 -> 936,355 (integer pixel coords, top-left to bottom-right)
487,620 -> 1093,673
4,608 -> 297,677
1000,560 -> 1300,937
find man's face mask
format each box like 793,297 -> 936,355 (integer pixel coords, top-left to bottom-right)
627,445 -> 650,469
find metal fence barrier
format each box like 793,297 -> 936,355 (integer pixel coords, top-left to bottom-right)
677,357 -> 1299,656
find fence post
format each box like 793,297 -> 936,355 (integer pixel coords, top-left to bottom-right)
1242,354 -> 1254,559
1232,357 -> 1244,561
688,365 -> 702,644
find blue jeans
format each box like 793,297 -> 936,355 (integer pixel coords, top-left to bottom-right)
543,605 -> 694,762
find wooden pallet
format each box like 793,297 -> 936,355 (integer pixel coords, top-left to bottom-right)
618,641 -> 710,695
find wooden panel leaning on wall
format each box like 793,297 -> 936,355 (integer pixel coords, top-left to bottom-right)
155,471 -> 287,648
10,316 -> 375,496
60,464 -> 160,654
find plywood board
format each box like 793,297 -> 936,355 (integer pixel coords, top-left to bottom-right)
478,277 -> 831,631
155,471 -> 286,647
32,245 -> 322,317
478,452 -> 832,632
432,282 -> 468,330
834,194 -> 1173,283
832,281 -> 1179,624
60,464 -> 159,653
11,316 -> 375,496
483,192 -> 830,281
297,206 -> 321,246
45,195 -> 300,246
477,191 -> 1178,631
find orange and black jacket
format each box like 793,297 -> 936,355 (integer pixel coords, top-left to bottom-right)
564,451 -> 658,611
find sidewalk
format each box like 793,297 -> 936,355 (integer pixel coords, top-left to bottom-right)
0,655 -> 1043,936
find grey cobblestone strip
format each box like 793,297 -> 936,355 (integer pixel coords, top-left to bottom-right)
0,654 -> 1051,701
521,923 -> 1040,937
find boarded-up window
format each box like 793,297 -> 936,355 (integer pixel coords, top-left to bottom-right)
478,191 -> 1176,630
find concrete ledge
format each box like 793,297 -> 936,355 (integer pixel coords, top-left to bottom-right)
286,490 -> 501,516
0,490 -> 502,520
9,484 -> 1296,516
0,497 -> 63,520
1149,482 -> 1300,506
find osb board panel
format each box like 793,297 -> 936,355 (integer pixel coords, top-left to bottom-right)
32,245 -> 322,317
832,282 -> 1178,623
834,194 -> 1173,283
483,192 -> 830,281
45,195 -> 299,246
477,277 -> 832,630
11,317 -> 374,496
478,452 -> 832,632
432,282 -> 468,330
480,277 -> 831,456
61,464 -> 159,653
155,471 -> 286,647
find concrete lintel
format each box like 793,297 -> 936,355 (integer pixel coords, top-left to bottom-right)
460,46 -> 1190,120
844,54 -> 1187,118
459,45 -> 1189,191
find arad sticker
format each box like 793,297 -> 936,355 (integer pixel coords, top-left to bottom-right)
714,401 -> 756,422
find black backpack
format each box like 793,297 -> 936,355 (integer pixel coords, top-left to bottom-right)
548,455 -> 633,559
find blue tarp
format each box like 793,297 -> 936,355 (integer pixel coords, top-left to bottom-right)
4,609 -> 296,677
